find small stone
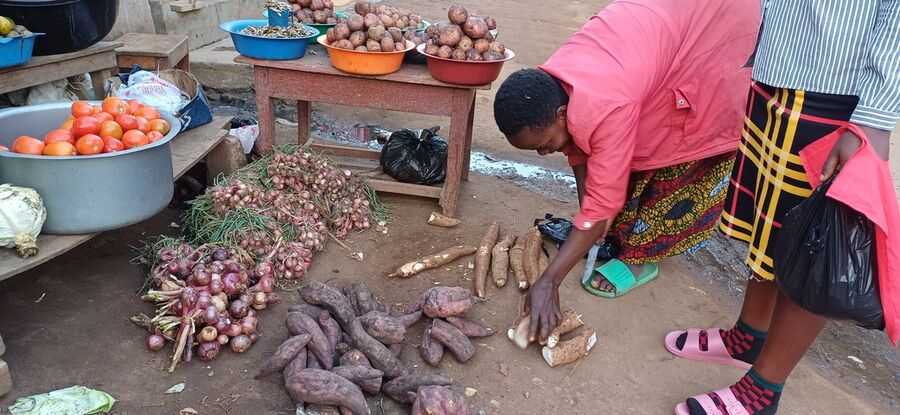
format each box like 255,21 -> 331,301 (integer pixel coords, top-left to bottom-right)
489,400 -> 501,409
208,371 -> 214,377
524,391 -> 530,398
179,408 -> 199,415
531,377 -> 543,387
464,387 -> 477,397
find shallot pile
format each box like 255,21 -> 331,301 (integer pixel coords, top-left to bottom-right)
183,146 -> 384,288
133,243 -> 279,372
257,282 -> 476,414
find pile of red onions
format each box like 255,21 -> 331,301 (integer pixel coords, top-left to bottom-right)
135,244 -> 279,372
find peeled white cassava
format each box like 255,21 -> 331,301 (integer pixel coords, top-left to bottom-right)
0,184 -> 46,258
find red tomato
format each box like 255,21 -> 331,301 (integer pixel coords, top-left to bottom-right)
101,97 -> 128,116
99,120 -> 124,139
91,105 -> 102,115
135,116 -> 151,134
12,136 -> 44,155
60,118 -> 74,130
121,130 -> 148,149
146,130 -> 164,143
70,101 -> 94,118
149,119 -> 171,135
127,99 -> 143,114
134,106 -> 161,121
102,136 -> 125,153
75,134 -> 104,155
43,129 -> 75,145
94,112 -> 114,123
43,141 -> 77,156
115,114 -> 138,131
71,116 -> 101,138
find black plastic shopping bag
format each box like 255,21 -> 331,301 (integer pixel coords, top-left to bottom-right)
774,177 -> 885,329
380,127 -> 448,185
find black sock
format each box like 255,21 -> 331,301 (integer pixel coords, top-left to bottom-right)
687,369 -> 783,415
675,319 -> 767,364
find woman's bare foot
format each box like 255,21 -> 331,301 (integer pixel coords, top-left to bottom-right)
590,262 -> 646,292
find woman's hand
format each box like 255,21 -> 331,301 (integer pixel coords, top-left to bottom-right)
524,276 -> 562,342
821,125 -> 891,180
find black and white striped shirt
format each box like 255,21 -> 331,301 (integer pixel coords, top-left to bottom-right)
752,0 -> 900,131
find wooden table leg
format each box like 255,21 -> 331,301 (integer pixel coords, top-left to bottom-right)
440,90 -> 474,218
297,100 -> 311,145
254,68 -> 275,154
461,93 -> 475,181
176,54 -> 191,72
90,68 -> 110,99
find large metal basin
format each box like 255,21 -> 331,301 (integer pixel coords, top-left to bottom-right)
0,102 -> 182,234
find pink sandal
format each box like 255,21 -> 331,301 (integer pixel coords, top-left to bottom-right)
664,328 -> 752,370
674,387 -> 750,415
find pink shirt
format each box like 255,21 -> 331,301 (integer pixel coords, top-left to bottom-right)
539,0 -> 760,230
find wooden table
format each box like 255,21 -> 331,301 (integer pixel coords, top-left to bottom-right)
0,42 -> 122,99
115,33 -> 190,72
0,116 -> 233,283
236,46 -> 490,217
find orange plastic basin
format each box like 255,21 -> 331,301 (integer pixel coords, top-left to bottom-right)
317,35 -> 415,76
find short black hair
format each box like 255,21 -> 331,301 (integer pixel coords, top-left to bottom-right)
493,68 -> 569,137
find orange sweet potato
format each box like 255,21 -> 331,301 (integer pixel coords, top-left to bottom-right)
383,373 -> 453,404
422,286 -> 475,318
286,312 -> 334,370
445,316 -> 494,338
358,311 -> 406,344
284,368 -> 368,415
255,334 -> 311,379
429,319 -> 475,363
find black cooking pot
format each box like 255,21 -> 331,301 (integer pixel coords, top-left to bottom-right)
0,0 -> 119,56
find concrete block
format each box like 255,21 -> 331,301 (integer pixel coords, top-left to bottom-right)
189,38 -> 253,91
206,135 -> 247,184
150,0 -> 261,50
105,0 -> 156,40
0,359 -> 11,397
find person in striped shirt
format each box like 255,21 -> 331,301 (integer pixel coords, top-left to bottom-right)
667,1 -> 899,414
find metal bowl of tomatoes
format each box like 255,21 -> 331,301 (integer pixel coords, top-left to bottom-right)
0,101 -> 182,235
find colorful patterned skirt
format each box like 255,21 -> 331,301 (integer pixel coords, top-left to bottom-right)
610,151 -> 736,265
718,82 -> 858,280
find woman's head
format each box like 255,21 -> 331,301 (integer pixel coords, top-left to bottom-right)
493,68 -> 572,155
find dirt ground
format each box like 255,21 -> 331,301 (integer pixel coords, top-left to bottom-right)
0,171 -> 892,414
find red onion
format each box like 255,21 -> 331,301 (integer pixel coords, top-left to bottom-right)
239,271 -> 250,284
224,260 -> 241,274
147,334 -> 165,351
209,280 -> 223,295
226,323 -> 242,337
190,267 -> 211,287
250,332 -> 260,344
229,300 -> 249,319
211,293 -> 227,312
176,259 -> 193,278
222,274 -> 241,296
202,306 -> 219,325
230,334 -> 252,353
215,317 -> 230,333
172,301 -> 184,317
217,334 -> 229,345
158,247 -> 176,263
239,293 -> 252,304
252,291 -> 267,306
199,326 -> 218,342
212,248 -> 228,262
247,309 -> 257,318
240,316 -> 258,335
198,341 -> 220,362
180,287 -> 197,309
179,244 -> 193,256
250,276 -> 274,294
209,261 -> 225,274
254,261 -> 273,279
165,261 -> 180,276
196,294 -> 212,310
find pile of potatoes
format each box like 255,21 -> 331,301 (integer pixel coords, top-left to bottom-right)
288,0 -> 343,25
325,1 -> 424,52
258,282 -> 476,414
423,5 -> 505,61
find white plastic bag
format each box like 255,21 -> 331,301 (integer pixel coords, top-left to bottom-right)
229,124 -> 259,154
114,71 -> 190,114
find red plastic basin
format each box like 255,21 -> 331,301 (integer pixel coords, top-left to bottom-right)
416,44 -> 516,86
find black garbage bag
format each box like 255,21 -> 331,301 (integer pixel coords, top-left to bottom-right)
774,177 -> 885,330
535,214 -> 621,260
380,127 -> 448,185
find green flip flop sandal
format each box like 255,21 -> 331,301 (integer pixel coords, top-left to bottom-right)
580,259 -> 659,298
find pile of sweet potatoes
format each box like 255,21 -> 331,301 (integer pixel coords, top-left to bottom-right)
407,286 -> 495,367
256,282 -> 473,414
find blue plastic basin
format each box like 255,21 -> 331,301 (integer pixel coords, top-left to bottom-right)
219,20 -> 318,61
0,33 -> 44,69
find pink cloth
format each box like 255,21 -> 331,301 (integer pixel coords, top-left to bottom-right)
799,124 -> 900,346
538,0 -> 760,230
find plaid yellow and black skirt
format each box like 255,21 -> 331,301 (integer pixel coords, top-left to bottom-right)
609,151 -> 736,265
718,82 -> 858,280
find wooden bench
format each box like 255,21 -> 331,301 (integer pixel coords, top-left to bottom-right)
115,33 -> 190,72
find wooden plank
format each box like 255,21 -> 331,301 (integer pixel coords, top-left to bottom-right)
310,142 -> 381,160
367,178 -> 443,199
235,45 -> 493,91
0,116 -> 232,283
171,116 -> 232,178
0,42 -> 122,95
